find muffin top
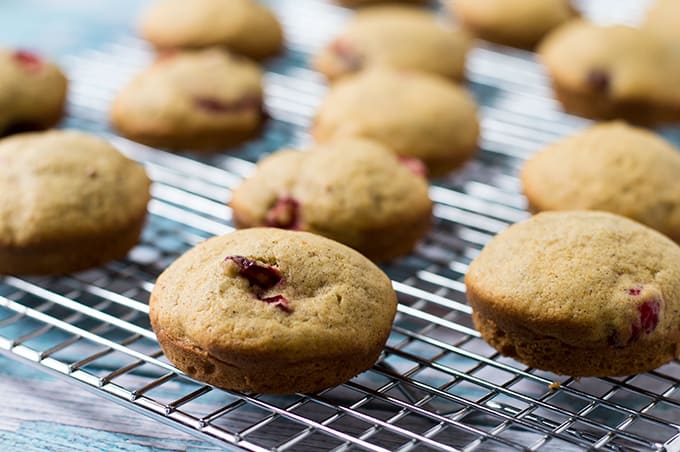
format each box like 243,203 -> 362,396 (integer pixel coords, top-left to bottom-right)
314,5 -> 469,81
642,0 -> 680,42
150,228 -> 398,363
522,122 -> 680,242
466,211 -> 680,348
539,20 -> 680,105
139,0 -> 283,59
312,68 -> 479,175
231,138 -> 432,248
0,48 -> 67,134
110,48 -> 263,149
0,130 -> 150,247
449,0 -> 577,48
338,0 -> 427,6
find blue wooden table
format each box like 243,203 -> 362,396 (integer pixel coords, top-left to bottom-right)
0,2 -> 220,450
0,356 -> 220,451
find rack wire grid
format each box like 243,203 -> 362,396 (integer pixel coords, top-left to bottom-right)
2,0 -> 680,451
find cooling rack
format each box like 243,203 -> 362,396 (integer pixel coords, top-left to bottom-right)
2,0 -> 680,450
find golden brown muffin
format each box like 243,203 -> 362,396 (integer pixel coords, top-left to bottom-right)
539,20 -> 680,124
110,49 -> 264,151
230,138 -> 432,262
149,228 -> 398,393
313,68 -> 479,177
522,122 -> 680,243
466,211 -> 680,377
338,0 -> 428,6
139,0 -> 284,60
0,49 -> 67,135
314,5 -> 469,81
448,0 -> 577,48
0,130 -> 151,275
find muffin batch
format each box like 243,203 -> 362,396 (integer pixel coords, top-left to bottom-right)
2,0 -> 680,396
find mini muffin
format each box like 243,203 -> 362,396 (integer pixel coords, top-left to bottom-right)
539,21 -> 680,124
642,0 -> 680,42
522,122 -> 680,243
338,0 -> 427,6
313,68 -> 479,177
0,49 -> 67,135
138,0 -> 283,60
448,0 -> 577,49
111,49 -> 264,151
149,227 -> 398,394
466,211 -> 680,377
231,138 -> 432,262
313,5 -> 470,81
0,130 -> 151,275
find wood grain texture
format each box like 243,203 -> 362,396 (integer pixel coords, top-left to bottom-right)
0,356 -> 220,451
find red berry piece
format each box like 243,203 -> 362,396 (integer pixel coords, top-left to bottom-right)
156,49 -> 177,61
331,38 -> 362,72
223,255 -> 282,289
587,69 -> 610,93
194,98 -> 231,113
194,96 -> 261,114
265,197 -> 300,229
398,156 -> 428,177
627,286 -> 642,296
260,295 -> 292,313
630,298 -> 661,342
13,50 -> 42,72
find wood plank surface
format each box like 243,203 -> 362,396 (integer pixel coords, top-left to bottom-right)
0,356 -> 222,451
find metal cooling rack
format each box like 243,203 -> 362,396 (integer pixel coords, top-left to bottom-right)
2,0 -> 680,450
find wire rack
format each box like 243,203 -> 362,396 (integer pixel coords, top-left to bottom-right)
2,0 -> 680,450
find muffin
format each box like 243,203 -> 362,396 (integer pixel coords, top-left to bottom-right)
110,48 -> 264,151
0,48 -> 67,135
149,227 -> 398,393
522,122 -> 680,243
0,130 -> 151,275
465,211 -> 680,377
313,68 -> 479,177
230,138 -> 433,262
338,0 -> 427,6
539,20 -> 680,124
138,0 -> 283,60
313,5 -> 469,81
448,0 -> 577,49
